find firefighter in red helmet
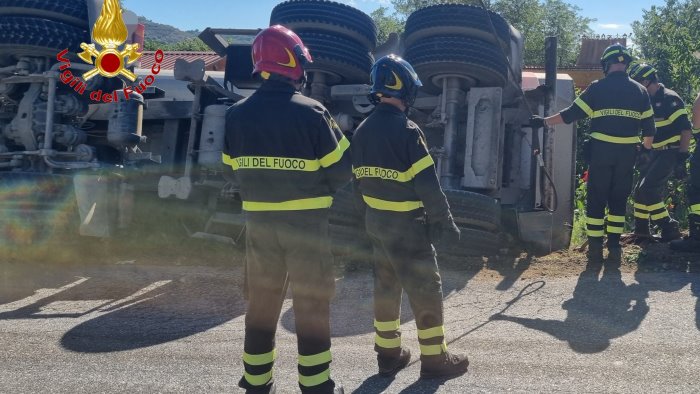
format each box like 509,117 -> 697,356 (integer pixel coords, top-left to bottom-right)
223,25 -> 351,394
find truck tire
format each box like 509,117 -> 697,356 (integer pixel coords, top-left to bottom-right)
270,0 -> 377,50
0,0 -> 88,28
330,183 -> 361,227
444,190 -> 501,232
403,4 -> 510,50
404,35 -> 508,93
296,31 -> 373,84
436,226 -> 501,258
0,16 -> 89,64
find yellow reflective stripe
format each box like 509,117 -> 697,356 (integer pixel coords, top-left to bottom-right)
653,135 -> 681,149
375,334 -> 401,349
298,350 -> 332,367
655,108 -> 688,128
362,195 -> 424,212
243,196 -> 333,212
223,155 -> 320,171
299,368 -> 330,388
642,68 -> 655,78
634,212 -> 649,219
602,49 -> 621,59
590,132 -> 640,144
244,371 -> 273,386
319,136 -> 350,168
574,97 -> 594,117
690,204 -> 700,213
243,350 -> 277,366
641,109 -> 655,119
374,319 -> 400,332
420,342 -> 448,356
647,202 -> 666,211
354,155 -> 435,183
693,128 -> 700,135
634,203 -> 650,210
651,211 -> 670,220
606,226 -> 624,234
222,153 -> 236,168
587,230 -> 605,237
586,217 -> 605,225
417,326 -> 445,340
607,215 -> 626,223
592,109 -> 644,120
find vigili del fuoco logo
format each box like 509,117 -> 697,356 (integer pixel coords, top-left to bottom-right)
55,0 -> 163,103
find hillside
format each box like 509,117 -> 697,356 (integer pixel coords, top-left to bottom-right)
138,16 -> 197,44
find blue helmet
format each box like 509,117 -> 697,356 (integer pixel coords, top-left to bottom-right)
369,54 -> 423,106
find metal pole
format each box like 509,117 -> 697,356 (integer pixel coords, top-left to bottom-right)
42,73 -> 57,151
440,77 -> 464,189
542,36 -> 558,209
184,84 -> 202,178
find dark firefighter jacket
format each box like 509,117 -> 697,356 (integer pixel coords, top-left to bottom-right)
222,80 -> 352,212
561,71 -> 656,143
352,103 -> 450,221
648,84 -> 692,149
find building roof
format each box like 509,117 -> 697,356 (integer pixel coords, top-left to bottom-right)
139,51 -> 226,71
576,38 -> 628,67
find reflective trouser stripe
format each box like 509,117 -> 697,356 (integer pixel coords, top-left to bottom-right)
243,350 -> 277,365
299,369 -> 331,388
635,202 -> 665,211
242,196 -> 333,211
374,319 -> 400,332
606,215 -> 625,234
420,342 -> 448,356
635,212 -> 649,219
691,204 -> 700,216
652,211 -> 670,220
363,195 -> 424,212
375,334 -> 401,349
298,350 -> 332,367
586,216 -> 605,238
590,132 -> 640,144
607,225 -> 624,234
417,326 -> 445,340
607,215 -> 625,223
244,371 -> 273,386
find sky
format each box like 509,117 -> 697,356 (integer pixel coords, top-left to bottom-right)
122,0 -> 664,36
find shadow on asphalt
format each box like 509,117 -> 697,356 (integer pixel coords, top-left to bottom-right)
0,263 -> 246,353
493,267 -> 650,353
351,374 -> 394,394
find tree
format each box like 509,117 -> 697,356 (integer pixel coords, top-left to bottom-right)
371,0 -> 594,66
632,0 -> 700,101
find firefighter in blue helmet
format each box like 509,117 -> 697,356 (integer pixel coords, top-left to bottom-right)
531,44 -> 656,271
351,54 -> 469,379
628,63 -> 692,244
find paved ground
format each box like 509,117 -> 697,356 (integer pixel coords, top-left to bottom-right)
1,257 -> 700,393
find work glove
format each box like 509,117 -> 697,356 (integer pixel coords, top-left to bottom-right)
635,145 -> 653,171
428,215 -> 461,245
674,151 -> 690,180
529,116 -> 546,129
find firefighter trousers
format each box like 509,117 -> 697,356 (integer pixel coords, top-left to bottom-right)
365,209 -> 449,360
241,211 -> 337,393
633,149 -> 677,228
585,141 -> 637,249
690,149 -> 700,220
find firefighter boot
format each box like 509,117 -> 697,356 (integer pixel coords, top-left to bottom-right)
378,347 -> 411,377
632,218 -> 653,243
659,219 -> 682,243
420,352 -> 469,380
586,239 -> 604,272
670,217 -> 700,252
607,247 -> 622,270
239,380 -> 276,394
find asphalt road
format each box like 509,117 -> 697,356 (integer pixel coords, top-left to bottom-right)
1,260 -> 700,393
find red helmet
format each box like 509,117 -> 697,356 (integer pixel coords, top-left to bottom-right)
252,25 -> 312,81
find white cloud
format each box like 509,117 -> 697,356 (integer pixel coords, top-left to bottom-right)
598,23 -> 625,30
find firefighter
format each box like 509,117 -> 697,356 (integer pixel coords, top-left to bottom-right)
352,55 -> 469,379
671,92 -> 700,251
223,25 -> 351,394
628,63 -> 692,243
531,44 -> 656,269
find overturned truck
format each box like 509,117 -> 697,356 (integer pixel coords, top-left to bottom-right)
0,0 -> 576,258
